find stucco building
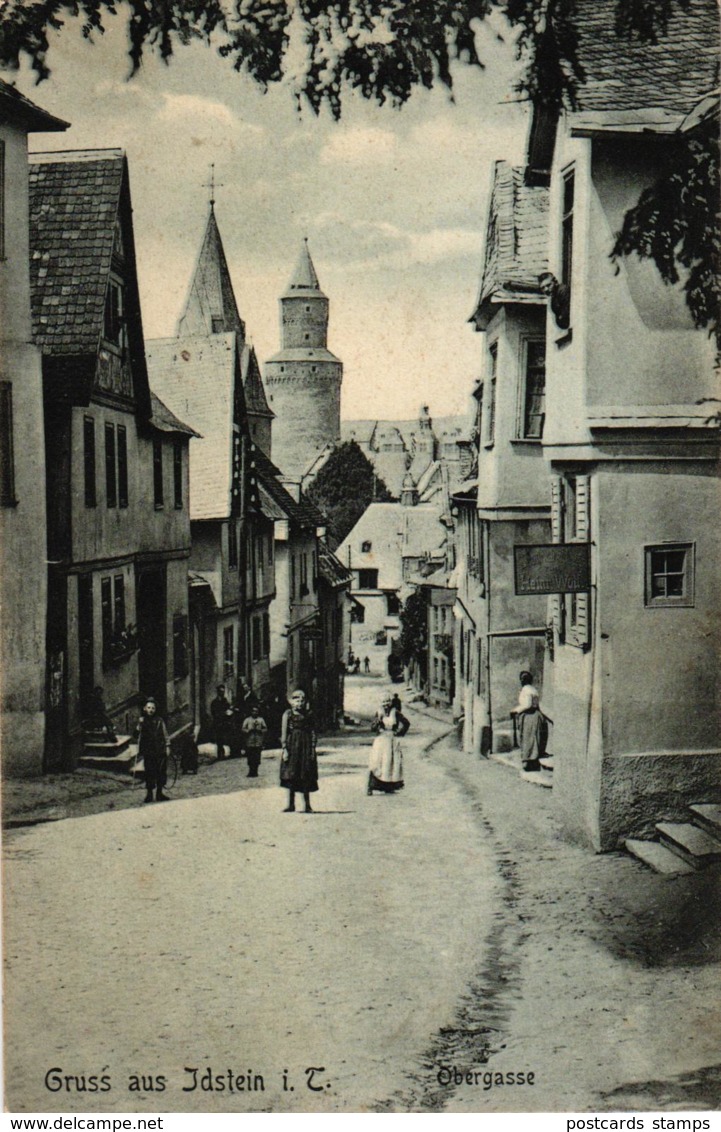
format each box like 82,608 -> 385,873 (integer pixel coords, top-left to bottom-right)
0,82 -> 68,775
534,0 -> 720,850
147,204 -> 276,721
457,159 -> 551,755
29,149 -> 196,767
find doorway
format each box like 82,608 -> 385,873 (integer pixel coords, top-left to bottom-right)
136,566 -> 167,714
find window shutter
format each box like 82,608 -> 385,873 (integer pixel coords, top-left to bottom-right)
550,476 -> 563,636
569,474 -> 590,649
575,474 -> 590,540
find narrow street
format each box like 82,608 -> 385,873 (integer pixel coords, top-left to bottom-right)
2,675 -> 500,1113
3,673 -> 720,1113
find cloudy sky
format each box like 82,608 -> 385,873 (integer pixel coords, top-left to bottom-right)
7,9 -> 529,421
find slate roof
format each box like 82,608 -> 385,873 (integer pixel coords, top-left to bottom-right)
569,0 -> 719,115
149,391 -> 200,437
146,333 -> 237,520
471,161 -> 548,329
177,204 -> 246,339
318,543 -> 352,589
0,79 -> 69,132
28,150 -> 125,356
282,238 -> 325,298
241,344 -> 273,418
252,446 -> 325,532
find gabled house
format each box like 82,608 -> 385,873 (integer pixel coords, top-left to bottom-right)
530,0 -> 720,848
28,149 -> 197,767
0,81 -> 68,775
147,203 -> 275,720
459,159 -> 551,755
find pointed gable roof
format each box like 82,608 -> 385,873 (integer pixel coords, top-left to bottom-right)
470,161 -> 548,330
178,204 -> 246,339
241,344 -> 274,419
0,79 -> 69,132
282,238 -> 326,298
28,149 -> 151,415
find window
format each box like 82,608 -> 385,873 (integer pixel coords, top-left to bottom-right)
105,423 -> 117,508
268,532 -> 274,566
113,575 -> 126,635
645,544 -> 694,608
228,521 -> 238,569
101,578 -> 113,658
361,541 -> 372,553
0,382 -> 15,506
551,473 -> 591,648
117,425 -> 128,508
387,592 -> 401,615
223,625 -> 235,686
521,339 -> 546,439
257,532 -> 264,569
561,168 -> 575,297
300,553 -> 308,596
358,568 -> 379,589
291,554 -> 296,598
0,141 -> 5,261
312,550 -> 317,591
173,442 -> 183,509
263,612 -> 270,657
252,617 -> 261,661
104,277 -> 125,349
153,438 -> 163,508
173,614 -> 189,678
486,343 -> 497,447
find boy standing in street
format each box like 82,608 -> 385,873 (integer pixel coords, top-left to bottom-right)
242,705 -> 268,778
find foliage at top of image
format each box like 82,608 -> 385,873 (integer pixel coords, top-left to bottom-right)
0,0 -> 695,110
306,439 -> 393,551
0,0 -> 716,349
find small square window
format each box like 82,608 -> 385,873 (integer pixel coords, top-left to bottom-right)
361,540 -> 372,553
645,543 -> 694,608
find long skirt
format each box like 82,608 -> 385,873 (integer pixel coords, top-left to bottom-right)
518,708 -> 545,769
368,732 -> 404,792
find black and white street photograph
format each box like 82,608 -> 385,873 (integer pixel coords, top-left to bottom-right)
0,0 -> 719,1117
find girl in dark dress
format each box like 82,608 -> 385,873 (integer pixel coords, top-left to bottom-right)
279,689 -> 317,813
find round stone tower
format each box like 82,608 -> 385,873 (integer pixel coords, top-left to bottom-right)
264,240 -> 343,483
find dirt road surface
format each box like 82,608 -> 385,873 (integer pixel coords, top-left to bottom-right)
3,673 -> 720,1113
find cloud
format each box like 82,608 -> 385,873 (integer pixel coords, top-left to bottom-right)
320,126 -> 397,166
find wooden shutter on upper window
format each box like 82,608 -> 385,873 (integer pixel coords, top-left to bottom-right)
568,474 -> 591,650
550,476 -> 563,637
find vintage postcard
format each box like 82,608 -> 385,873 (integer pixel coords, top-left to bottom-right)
1,0 -> 719,1117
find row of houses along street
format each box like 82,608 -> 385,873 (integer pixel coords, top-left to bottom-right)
1,0 -> 720,1115
338,0 -> 721,864
1,0 -> 720,864
0,80 -> 352,779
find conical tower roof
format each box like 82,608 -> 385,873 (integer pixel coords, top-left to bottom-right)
241,344 -> 274,419
282,238 -> 326,298
178,204 -> 246,339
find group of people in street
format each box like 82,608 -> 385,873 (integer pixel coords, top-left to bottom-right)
134,664 -> 544,809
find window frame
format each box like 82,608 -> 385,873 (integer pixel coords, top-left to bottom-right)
517,336 -> 546,441
485,343 -> 498,448
173,441 -> 183,510
0,140 -> 5,262
153,437 -> 164,509
117,424 -> 128,509
105,422 -> 117,509
358,568 -> 379,590
645,543 -> 695,609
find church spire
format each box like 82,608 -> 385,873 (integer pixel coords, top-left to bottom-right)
177,204 -> 246,339
283,238 -> 324,296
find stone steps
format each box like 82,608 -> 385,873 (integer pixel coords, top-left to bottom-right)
78,739 -> 140,775
625,804 -> 721,874
656,821 -> 721,870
